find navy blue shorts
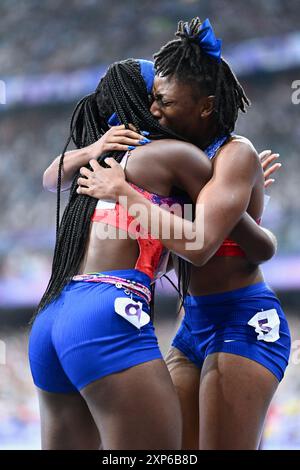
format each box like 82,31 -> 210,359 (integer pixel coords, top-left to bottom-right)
172,282 -> 291,382
29,269 -> 162,393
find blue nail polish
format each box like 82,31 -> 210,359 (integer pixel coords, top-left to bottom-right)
139,138 -> 151,145
141,130 -> 150,136
128,145 -> 136,150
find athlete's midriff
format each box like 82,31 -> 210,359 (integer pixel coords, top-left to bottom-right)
186,256 -> 264,296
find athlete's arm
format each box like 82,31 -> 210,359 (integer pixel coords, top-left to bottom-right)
174,143 -> 278,264
120,142 -> 275,265
158,141 -> 213,202
229,217 -> 277,262
77,140 -> 275,266
188,141 -> 276,265
42,125 -> 146,192
230,149 -> 280,261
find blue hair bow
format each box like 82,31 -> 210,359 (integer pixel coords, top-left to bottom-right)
108,59 -> 155,127
190,18 -> 222,62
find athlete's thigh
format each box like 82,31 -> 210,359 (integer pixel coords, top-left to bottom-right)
80,358 -> 182,450
37,388 -> 101,450
165,346 -> 201,450
199,352 -> 278,450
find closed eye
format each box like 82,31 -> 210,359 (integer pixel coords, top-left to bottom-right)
153,93 -> 173,107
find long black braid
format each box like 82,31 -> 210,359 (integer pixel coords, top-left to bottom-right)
35,59 -> 190,320
154,17 -> 250,136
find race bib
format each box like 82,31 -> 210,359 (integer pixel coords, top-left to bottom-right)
248,308 -> 280,342
114,297 -> 150,329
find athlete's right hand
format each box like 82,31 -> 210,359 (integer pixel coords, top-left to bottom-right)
77,158 -> 127,200
88,124 -> 151,159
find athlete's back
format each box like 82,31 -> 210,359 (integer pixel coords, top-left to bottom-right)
79,139 -> 211,276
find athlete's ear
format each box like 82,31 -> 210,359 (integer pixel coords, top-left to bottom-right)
200,95 -> 215,118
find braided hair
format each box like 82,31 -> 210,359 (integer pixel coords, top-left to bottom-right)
154,17 -> 250,136
35,59 -> 190,319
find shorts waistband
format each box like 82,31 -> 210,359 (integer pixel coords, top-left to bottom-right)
184,282 -> 273,306
71,269 -> 152,303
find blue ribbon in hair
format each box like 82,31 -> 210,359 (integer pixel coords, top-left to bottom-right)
108,59 -> 155,126
186,18 -> 222,62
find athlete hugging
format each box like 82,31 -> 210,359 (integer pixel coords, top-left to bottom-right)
31,17 -> 289,450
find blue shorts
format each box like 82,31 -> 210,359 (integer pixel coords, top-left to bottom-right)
172,282 -> 291,382
29,269 -> 162,393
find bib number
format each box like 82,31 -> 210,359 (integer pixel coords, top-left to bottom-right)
248,308 -> 280,342
114,297 -> 150,329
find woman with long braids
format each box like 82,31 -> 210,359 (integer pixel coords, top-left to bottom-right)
33,54 -> 277,450
30,58 -> 201,450
75,18 -> 291,450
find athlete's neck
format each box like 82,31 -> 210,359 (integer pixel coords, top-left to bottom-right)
193,120 -> 219,150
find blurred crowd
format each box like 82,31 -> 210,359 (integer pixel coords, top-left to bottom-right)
0,0 -> 299,77
236,70 -> 300,253
0,328 -> 40,449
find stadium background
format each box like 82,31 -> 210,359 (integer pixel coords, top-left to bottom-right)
0,0 -> 299,449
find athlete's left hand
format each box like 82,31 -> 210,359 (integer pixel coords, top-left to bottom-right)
77,158 -> 126,199
259,150 -> 282,188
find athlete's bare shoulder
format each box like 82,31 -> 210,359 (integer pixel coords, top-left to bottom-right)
224,134 -> 258,156
210,135 -> 262,187
130,138 -> 212,200
215,134 -> 260,168
139,139 -> 208,166
143,138 -> 205,158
